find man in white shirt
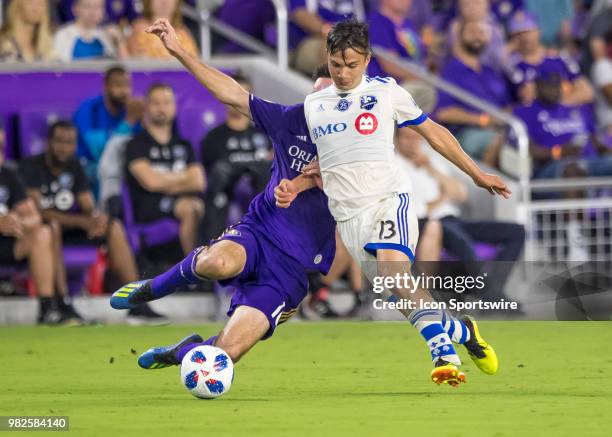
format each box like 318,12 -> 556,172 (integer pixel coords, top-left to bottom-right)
278,20 -> 510,386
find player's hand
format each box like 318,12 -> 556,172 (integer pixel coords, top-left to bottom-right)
145,18 -> 182,55
301,160 -> 323,189
0,212 -> 24,238
88,212 -> 109,238
474,172 -> 512,199
274,179 -> 298,208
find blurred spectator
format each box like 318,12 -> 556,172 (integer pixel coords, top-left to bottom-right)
53,0 -> 128,61
57,0 -> 139,25
213,0 -> 275,54
512,68 -> 612,180
591,30 -> 612,135
127,0 -> 198,59
0,122 -> 85,325
580,0 -> 612,73
18,120 -> 166,324
304,232 -> 362,319
506,11 -> 594,107
73,65 -> 143,197
367,0 -> 437,112
448,0 -> 509,70
396,127 -> 525,302
490,0 -> 524,29
0,0 -> 56,62
525,0 -> 574,47
289,0 -> 355,75
435,20 -> 510,166
200,73 -> 272,244
125,84 -> 205,255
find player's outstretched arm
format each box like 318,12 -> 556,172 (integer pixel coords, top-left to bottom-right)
411,118 -> 511,198
145,19 -> 250,117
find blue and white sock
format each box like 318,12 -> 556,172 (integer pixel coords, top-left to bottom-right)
441,311 -> 471,344
409,309 -> 461,365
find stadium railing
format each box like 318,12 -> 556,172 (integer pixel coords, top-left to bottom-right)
187,0 -> 289,69
371,47 -> 612,266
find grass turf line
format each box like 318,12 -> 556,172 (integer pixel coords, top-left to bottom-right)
1,322 -> 611,437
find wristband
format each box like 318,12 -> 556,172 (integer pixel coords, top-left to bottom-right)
551,145 -> 562,161
478,114 -> 491,127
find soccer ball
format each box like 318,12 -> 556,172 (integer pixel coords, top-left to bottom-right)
180,345 -> 234,399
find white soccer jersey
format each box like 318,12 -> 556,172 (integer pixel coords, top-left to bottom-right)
304,76 -> 427,221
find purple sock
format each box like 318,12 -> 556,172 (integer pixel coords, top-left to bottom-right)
176,335 -> 217,362
150,247 -> 207,298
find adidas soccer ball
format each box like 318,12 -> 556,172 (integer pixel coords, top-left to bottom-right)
180,345 -> 234,399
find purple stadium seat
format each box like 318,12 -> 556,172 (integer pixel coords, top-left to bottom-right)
120,184 -> 180,253
176,105 -> 226,161
18,107 -> 73,157
440,243 -> 500,261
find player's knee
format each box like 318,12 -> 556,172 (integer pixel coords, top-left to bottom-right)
196,253 -> 232,279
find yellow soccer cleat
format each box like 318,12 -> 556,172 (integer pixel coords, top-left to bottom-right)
461,315 -> 498,375
431,360 -> 466,387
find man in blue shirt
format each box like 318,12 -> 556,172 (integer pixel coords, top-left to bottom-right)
73,65 -> 142,198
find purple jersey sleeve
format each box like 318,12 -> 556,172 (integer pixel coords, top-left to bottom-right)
248,95 -> 310,145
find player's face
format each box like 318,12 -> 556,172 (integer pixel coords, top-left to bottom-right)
313,77 -> 333,92
328,48 -> 371,91
49,128 -> 78,164
105,73 -> 132,108
74,0 -> 105,27
146,88 -> 176,126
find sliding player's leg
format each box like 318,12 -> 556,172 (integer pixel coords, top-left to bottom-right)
110,233 -> 247,310
137,305 -> 269,369
138,266 -> 305,369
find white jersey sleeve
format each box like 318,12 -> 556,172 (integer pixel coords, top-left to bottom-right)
388,79 -> 428,127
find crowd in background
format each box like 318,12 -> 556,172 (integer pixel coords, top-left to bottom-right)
1,0 -> 611,324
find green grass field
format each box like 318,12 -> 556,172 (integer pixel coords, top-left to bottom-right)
2,322 -> 611,436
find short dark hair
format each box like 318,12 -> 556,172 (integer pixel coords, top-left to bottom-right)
104,65 -> 128,84
231,71 -> 251,87
312,63 -> 331,80
326,19 -> 371,60
48,120 -> 76,140
146,82 -> 174,97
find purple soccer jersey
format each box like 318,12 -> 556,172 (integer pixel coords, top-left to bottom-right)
507,54 -> 581,90
513,100 -> 596,156
242,95 -> 336,274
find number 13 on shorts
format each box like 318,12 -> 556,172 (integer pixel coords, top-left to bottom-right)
366,193 -> 419,263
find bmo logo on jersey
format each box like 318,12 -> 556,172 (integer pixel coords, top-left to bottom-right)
355,113 -> 378,135
311,122 -> 347,140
